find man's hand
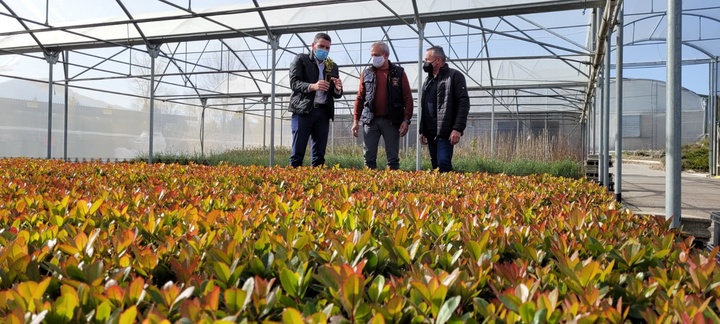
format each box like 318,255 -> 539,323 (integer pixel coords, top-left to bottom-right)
310,80 -> 330,92
352,121 -> 359,138
331,77 -> 343,92
399,121 -> 409,137
450,130 -> 462,145
420,134 -> 428,145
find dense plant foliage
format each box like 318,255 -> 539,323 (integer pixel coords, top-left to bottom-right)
0,158 -> 717,323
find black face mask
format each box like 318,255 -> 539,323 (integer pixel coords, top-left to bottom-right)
423,61 -> 434,73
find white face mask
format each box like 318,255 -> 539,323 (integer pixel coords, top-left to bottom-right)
371,55 -> 385,68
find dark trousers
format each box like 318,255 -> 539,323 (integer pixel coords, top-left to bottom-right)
362,117 -> 401,170
427,137 -> 454,172
290,107 -> 330,167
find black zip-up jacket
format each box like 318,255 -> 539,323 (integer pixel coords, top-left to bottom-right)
419,64 -> 470,139
288,52 -> 343,120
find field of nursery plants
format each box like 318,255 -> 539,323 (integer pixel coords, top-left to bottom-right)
1,158 -> 719,323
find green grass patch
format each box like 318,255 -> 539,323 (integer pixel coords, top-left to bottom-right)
143,145 -> 583,178
681,138 -> 709,172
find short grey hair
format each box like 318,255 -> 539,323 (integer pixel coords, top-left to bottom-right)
427,45 -> 447,62
370,41 -> 390,55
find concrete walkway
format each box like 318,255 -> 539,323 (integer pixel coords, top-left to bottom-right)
618,160 -> 720,219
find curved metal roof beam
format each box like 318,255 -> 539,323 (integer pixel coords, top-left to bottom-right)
500,17 -> 589,77
452,20 -> 588,56
619,37 -> 714,58
157,0 -> 270,46
114,0 -> 150,45
377,0 -> 433,46
252,0 -> 273,38
0,1 -> 47,54
220,39 -> 263,94
625,12 -> 720,27
159,48 -> 202,101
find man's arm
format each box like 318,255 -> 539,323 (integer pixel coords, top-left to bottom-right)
452,72 -> 470,135
401,72 -> 413,121
353,72 -> 366,122
289,54 -> 311,94
331,65 -> 343,98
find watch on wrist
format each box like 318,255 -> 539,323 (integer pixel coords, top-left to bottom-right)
404,119 -> 411,125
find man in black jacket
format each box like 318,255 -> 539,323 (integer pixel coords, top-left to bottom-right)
288,32 -> 343,167
419,46 -> 470,172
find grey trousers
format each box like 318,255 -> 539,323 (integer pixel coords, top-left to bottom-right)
362,117 -> 401,170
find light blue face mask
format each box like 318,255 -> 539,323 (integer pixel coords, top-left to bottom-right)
314,48 -> 328,61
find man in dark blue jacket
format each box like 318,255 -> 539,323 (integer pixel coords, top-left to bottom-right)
288,33 -> 343,167
419,46 -> 470,172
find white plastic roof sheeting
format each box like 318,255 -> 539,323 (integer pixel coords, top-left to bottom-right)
0,0 -> 602,52
0,0 -> 716,115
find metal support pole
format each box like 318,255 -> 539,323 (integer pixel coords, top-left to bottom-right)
269,35 -> 279,166
200,98 -> 207,157
599,74 -> 605,186
707,58 -> 718,176
44,51 -> 59,159
615,5 -> 624,201
242,98 -> 246,150
263,99 -> 267,150
711,58 -> 719,177
63,51 -> 69,161
147,43 -> 160,163
490,90 -> 495,159
666,0 -> 682,228
416,23 -> 425,171
603,28 -> 611,189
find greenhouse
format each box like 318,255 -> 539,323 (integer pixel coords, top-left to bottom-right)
0,0 -> 718,178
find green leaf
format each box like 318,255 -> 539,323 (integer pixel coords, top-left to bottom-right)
89,198 -> 103,215
54,293 -> 78,322
95,301 -> 112,322
210,261 -> 231,284
385,296 -> 405,317
282,307 -> 304,324
520,302 -> 537,324
368,275 -> 385,303
224,288 -> 247,314
127,277 -> 145,305
341,273 -> 363,316
369,313 -> 386,324
394,245 -> 412,265
436,296 -> 461,324
431,285 -> 448,318
118,305 -> 137,324
65,265 -> 86,282
146,287 -> 167,307
280,268 -> 300,298
410,281 -> 431,304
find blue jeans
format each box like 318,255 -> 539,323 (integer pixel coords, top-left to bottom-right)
427,137 -> 454,172
290,108 -> 330,167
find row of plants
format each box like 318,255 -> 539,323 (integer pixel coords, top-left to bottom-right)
0,158 -> 718,323
146,146 -> 583,178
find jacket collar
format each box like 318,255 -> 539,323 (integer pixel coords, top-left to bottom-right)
425,63 -> 449,81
